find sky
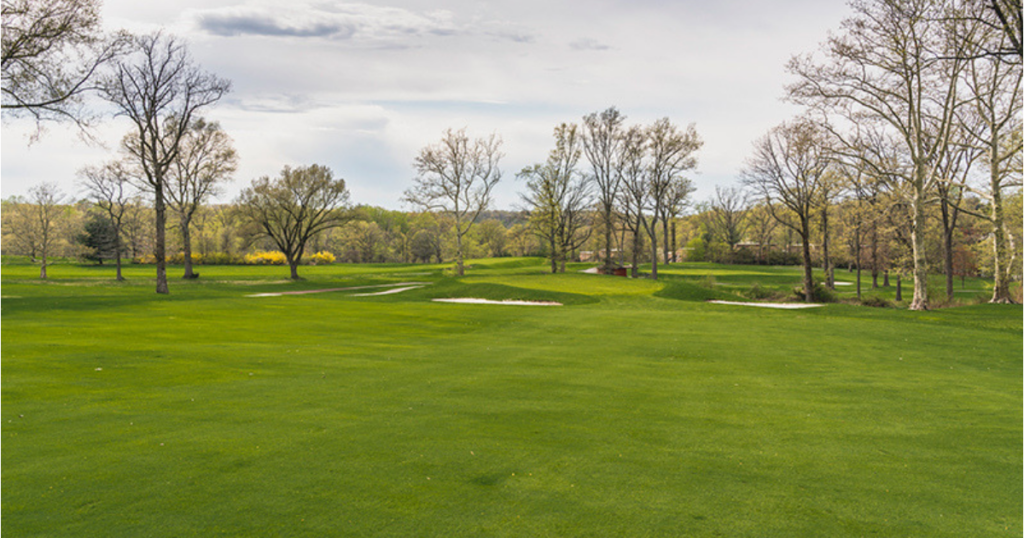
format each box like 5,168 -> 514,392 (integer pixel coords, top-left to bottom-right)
1,0 -> 852,210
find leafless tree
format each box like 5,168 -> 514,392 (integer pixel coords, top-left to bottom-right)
643,118 -> 702,279
403,128 -> 502,276
708,185 -> 748,251
955,32 -> 1022,303
742,119 -> 831,302
617,125 -> 649,278
520,123 -> 593,273
9,183 -> 69,278
582,107 -> 625,272
79,159 -> 135,281
662,177 -> 695,263
788,0 -> 972,310
1,0 -> 127,132
237,164 -> 353,280
166,117 -> 237,279
100,32 -> 230,293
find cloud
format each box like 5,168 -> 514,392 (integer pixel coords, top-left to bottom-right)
188,3 -> 466,44
569,37 -> 609,51
198,12 -> 355,38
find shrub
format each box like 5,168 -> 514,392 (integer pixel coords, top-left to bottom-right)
244,251 -> 288,265
745,282 -> 775,300
309,251 -> 336,265
794,281 -> 838,303
699,274 -> 717,289
860,295 -> 891,308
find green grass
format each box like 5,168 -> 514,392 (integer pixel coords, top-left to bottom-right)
3,258 -> 1021,537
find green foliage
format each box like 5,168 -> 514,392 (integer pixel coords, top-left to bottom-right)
794,281 -> 838,303
685,236 -> 706,261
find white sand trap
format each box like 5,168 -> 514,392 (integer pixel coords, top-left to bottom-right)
580,267 -> 600,274
246,282 -> 429,298
708,300 -> 824,309
833,282 -> 853,286
433,298 -> 562,306
351,286 -> 425,297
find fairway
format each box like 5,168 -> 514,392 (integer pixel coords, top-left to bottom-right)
2,259 -> 1021,537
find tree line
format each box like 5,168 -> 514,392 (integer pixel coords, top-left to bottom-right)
3,0 -> 1021,307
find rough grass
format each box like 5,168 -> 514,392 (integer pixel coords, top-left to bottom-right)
2,258 -> 1021,537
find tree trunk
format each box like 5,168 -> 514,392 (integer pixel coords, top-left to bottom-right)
908,174 -> 929,310
115,231 -> 124,282
630,222 -> 642,278
662,217 -> 671,266
648,221 -> 659,280
800,219 -> 813,303
989,161 -> 1015,303
895,273 -> 902,302
455,227 -> 465,277
821,205 -> 833,289
884,270 -> 890,287
289,260 -> 300,280
871,225 -> 879,288
550,236 -> 558,274
603,203 -> 614,271
939,197 -> 955,302
40,255 -> 47,279
855,226 -> 862,301
154,184 -> 169,294
181,214 -> 196,279
671,222 -> 678,263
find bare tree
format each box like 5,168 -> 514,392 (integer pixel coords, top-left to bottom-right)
79,159 -> 135,281
662,176 -> 695,263
403,128 -> 502,276
788,0 -> 972,310
100,32 -> 230,293
582,107 -> 625,272
956,29 -> 1023,303
9,183 -> 69,278
237,164 -> 353,280
643,118 -> 702,280
742,119 -> 831,302
617,125 -> 649,278
1,0 -> 127,132
520,123 -> 593,273
166,117 -> 237,279
708,185 -> 748,252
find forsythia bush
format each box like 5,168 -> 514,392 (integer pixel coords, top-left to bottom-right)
244,250 -> 288,265
309,251 -> 336,265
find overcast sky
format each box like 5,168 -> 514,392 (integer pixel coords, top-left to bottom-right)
1,0 -> 852,210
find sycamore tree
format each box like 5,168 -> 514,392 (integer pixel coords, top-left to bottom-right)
237,164 -> 353,280
403,128 -> 502,276
787,0 -> 973,310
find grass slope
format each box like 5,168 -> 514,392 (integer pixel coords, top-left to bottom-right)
2,258 -> 1021,537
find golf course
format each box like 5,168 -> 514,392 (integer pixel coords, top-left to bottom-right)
2,258 -> 1021,537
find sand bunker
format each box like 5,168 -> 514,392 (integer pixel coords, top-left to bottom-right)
351,286 -> 425,297
707,300 -> 824,309
432,298 -> 562,306
246,282 -> 428,298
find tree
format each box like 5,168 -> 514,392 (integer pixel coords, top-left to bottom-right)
8,183 -> 70,278
662,177 -> 695,263
519,123 -> 593,273
77,211 -> 117,263
582,107 -> 625,272
956,28 -> 1022,303
617,124 -> 649,278
100,32 -> 230,294
742,119 -> 831,302
643,118 -> 702,279
403,128 -> 503,276
237,164 -> 353,279
79,159 -> 135,280
1,0 -> 126,131
708,185 -> 748,252
788,0 -> 972,309
165,117 -> 237,279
